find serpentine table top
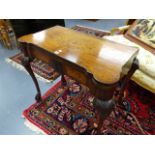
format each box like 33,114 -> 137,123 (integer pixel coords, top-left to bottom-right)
18,26 -> 138,85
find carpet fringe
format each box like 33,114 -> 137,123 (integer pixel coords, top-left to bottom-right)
5,58 -> 54,83
24,119 -> 47,135
24,113 -> 149,135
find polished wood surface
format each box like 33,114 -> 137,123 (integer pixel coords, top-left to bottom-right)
19,26 -> 138,85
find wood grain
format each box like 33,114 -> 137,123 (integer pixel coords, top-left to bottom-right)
19,26 -> 138,84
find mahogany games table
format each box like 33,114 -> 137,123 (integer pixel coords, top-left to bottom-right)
18,26 -> 139,134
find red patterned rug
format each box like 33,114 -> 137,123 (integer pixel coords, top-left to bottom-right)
23,77 -> 155,135
6,52 -> 60,82
72,25 -> 110,38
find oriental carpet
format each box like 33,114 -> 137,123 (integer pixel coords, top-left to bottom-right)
23,76 -> 155,135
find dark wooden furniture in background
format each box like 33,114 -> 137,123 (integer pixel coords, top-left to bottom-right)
0,19 -> 12,49
18,26 -> 139,134
8,19 -> 65,48
10,19 -> 65,38
0,19 -> 65,49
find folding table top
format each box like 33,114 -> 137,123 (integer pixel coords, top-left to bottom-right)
19,26 -> 138,84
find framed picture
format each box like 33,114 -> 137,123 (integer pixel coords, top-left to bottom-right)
125,19 -> 155,54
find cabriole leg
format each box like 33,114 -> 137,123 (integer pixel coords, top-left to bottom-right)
93,98 -> 115,134
22,56 -> 42,103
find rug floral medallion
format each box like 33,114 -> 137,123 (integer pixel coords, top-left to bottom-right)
23,77 -> 155,135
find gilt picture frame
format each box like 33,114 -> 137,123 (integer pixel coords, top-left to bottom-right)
125,19 -> 155,54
